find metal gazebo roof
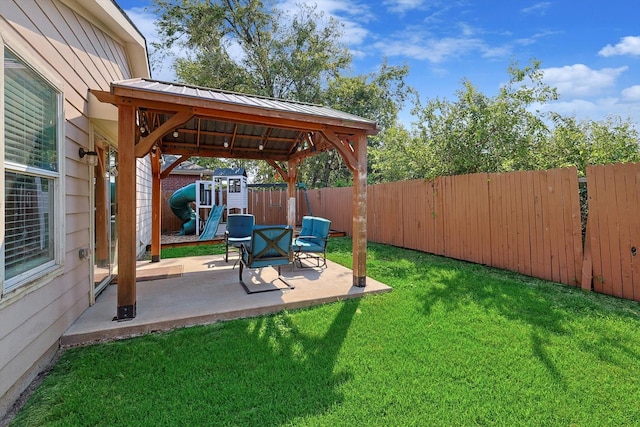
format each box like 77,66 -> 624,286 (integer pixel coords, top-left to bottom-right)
92,78 -> 377,162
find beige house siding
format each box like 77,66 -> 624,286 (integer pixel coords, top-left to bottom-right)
0,0 -> 150,416
137,157 -> 153,256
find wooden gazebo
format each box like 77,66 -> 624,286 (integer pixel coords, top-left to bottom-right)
90,79 -> 377,320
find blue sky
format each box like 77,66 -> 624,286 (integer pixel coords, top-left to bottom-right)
118,0 -> 640,127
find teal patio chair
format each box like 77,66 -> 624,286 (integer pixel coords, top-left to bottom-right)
239,226 -> 294,293
224,214 -> 255,264
292,216 -> 331,268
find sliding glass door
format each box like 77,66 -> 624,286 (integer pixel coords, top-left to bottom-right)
93,144 -> 118,296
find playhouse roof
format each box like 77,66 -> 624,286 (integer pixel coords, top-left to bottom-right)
213,167 -> 247,177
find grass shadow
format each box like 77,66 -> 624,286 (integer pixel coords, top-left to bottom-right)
331,237 -> 640,390
12,300 -> 360,426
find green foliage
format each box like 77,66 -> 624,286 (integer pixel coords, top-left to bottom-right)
369,124 -> 429,182
324,60 -> 413,132
373,59 -> 640,183
299,63 -> 413,188
537,114 -> 640,175
13,239 -> 640,426
411,60 -> 556,179
152,0 -> 350,102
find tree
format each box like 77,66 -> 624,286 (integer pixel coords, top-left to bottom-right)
537,114 -> 640,175
298,62 -> 413,188
369,124 -> 429,182
151,0 -> 350,102
411,60 -> 556,178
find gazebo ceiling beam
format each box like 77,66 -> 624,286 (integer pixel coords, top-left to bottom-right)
160,145 -> 291,161
266,159 -> 289,181
135,110 -> 194,157
287,132 -> 305,155
166,126 -> 298,145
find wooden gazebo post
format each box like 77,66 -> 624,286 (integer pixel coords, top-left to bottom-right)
286,159 -> 298,229
150,149 -> 162,263
116,105 -> 137,320
322,129 -> 369,287
352,133 -> 368,287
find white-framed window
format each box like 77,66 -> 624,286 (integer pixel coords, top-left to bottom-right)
1,46 -> 63,295
229,178 -> 241,193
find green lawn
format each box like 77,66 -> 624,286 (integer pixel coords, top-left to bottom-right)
11,238 -> 640,426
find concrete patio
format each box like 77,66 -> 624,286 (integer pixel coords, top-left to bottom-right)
62,254 -> 392,347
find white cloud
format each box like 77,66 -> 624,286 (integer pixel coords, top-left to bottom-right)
374,35 -> 488,62
531,94 -> 640,125
341,20 -> 370,45
532,70 -> 640,124
622,85 -> 640,101
370,23 -> 515,63
458,22 -> 475,37
598,36 -> 640,57
383,0 -> 428,14
521,2 -> 551,15
535,98 -> 599,116
541,64 -> 627,97
481,45 -> 513,58
535,97 -> 639,122
277,0 -> 371,46
515,30 -> 561,47
124,7 -> 155,38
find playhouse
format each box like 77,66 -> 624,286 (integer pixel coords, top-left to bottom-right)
213,167 -> 248,217
167,167 -> 248,239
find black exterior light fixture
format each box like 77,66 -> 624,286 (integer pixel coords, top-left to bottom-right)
79,147 -> 99,166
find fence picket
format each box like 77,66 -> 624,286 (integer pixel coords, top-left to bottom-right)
522,171 -> 536,277
603,166 -> 621,296
568,168 -> 583,286
615,164 -> 633,300
632,168 -> 640,301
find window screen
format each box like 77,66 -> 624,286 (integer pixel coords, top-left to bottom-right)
3,47 -> 59,290
4,171 -> 55,280
4,49 -> 57,171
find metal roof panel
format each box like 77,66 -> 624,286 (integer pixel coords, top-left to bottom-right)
112,78 -> 376,126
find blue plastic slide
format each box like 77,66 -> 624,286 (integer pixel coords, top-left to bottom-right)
169,183 -> 226,238
198,205 -> 225,240
169,183 -> 197,235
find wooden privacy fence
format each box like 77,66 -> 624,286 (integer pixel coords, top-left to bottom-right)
309,168 -> 584,288
247,189 -> 312,225
158,163 -> 640,302
585,163 -> 640,301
